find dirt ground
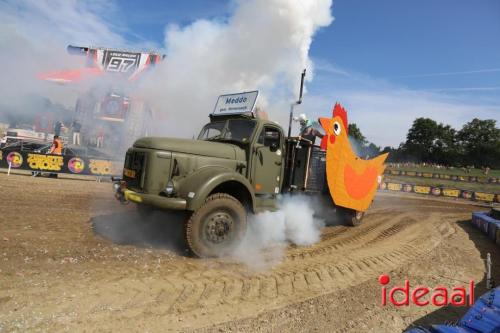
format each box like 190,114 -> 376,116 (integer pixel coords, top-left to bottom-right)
0,173 -> 499,332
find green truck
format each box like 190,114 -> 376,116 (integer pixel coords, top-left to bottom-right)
114,92 -> 365,257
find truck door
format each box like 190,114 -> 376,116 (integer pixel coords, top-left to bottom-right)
251,126 -> 283,195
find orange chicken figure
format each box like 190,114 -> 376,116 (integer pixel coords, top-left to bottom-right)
319,103 -> 388,212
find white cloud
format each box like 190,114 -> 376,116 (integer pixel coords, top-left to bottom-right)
392,68 -> 500,79
312,58 -> 351,77
302,66 -> 500,147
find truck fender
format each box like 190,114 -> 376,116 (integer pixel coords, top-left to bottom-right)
177,166 -> 256,212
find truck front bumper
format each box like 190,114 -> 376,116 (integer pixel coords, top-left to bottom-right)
123,189 -> 187,210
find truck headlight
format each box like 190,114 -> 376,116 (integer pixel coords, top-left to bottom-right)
164,180 -> 175,196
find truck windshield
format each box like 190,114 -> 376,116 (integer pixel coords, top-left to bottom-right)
198,119 -> 256,144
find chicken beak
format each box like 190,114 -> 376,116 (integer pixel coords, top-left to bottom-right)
319,118 -> 332,132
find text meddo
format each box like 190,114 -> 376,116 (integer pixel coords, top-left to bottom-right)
225,96 -> 248,104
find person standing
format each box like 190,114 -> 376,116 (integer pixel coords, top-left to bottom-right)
49,135 -> 63,155
294,113 -> 324,144
72,120 -> 81,145
96,127 -> 105,148
54,120 -> 63,137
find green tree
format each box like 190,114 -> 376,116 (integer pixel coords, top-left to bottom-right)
347,123 -> 382,158
403,118 -> 439,162
401,118 -> 461,165
431,124 -> 458,165
348,123 -> 368,146
457,119 -> 500,168
365,142 -> 381,158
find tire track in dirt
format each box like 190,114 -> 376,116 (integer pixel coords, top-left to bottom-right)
92,208 -> 458,320
23,208 -> 430,325
288,212 -> 413,260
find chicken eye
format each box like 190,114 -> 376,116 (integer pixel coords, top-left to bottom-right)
333,122 -> 341,136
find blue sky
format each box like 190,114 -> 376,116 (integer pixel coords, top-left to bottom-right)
117,0 -> 500,95
110,0 -> 500,146
315,0 -> 500,95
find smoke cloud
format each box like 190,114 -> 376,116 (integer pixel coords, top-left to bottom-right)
139,0 -> 333,137
0,0 -> 126,114
231,195 -> 325,270
0,0 -> 333,143
348,136 -> 365,158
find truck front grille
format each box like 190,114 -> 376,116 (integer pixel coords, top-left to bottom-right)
124,151 -> 146,190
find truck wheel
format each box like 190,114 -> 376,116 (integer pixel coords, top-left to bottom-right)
185,193 -> 247,258
337,207 -> 364,226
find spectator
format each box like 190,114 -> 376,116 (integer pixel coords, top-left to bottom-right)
49,135 -> 63,155
54,121 -> 63,137
72,120 -> 81,145
96,127 -> 105,148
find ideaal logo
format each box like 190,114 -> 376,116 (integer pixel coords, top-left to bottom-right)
379,274 -> 474,307
68,157 -> 85,174
7,152 -> 23,168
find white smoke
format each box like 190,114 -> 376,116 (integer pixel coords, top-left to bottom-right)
139,0 -> 333,137
348,136 -> 365,158
0,0 -> 127,112
231,195 -> 324,270
0,0 -> 333,139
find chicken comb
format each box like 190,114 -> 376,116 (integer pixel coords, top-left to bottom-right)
332,103 -> 348,135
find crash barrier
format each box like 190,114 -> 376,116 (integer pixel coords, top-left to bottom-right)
404,286 -> 500,333
472,210 -> 500,245
379,181 -> 500,203
0,149 -> 122,176
385,169 -> 500,185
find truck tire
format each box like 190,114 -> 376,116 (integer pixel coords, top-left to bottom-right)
337,207 -> 364,226
185,193 -> 247,258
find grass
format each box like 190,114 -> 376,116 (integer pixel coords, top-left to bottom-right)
384,175 -> 500,194
386,165 -> 500,178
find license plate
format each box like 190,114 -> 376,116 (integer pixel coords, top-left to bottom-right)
123,168 -> 136,178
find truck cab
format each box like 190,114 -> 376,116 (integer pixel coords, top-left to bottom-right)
198,114 -> 285,209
